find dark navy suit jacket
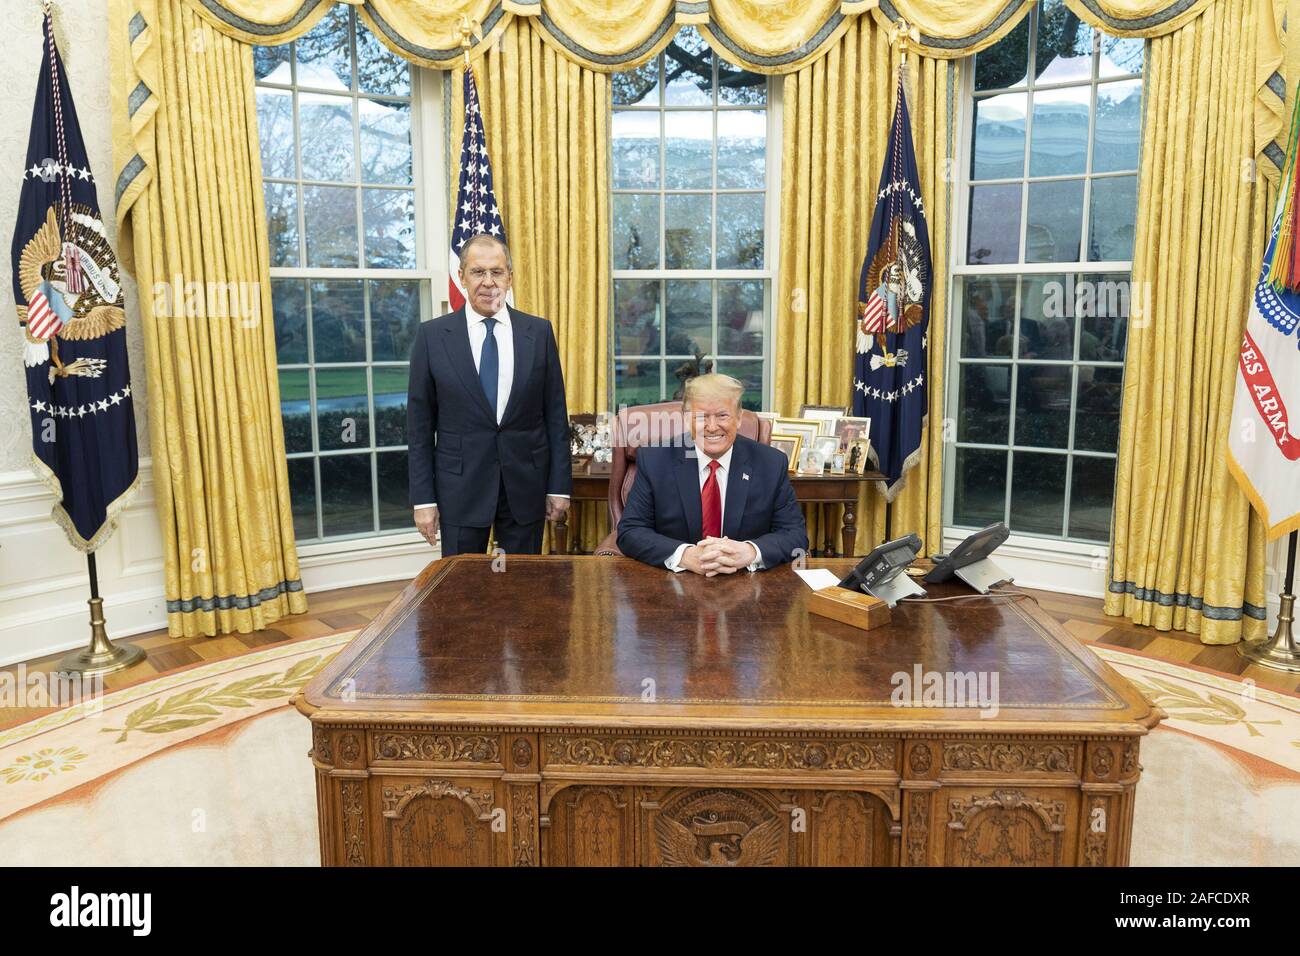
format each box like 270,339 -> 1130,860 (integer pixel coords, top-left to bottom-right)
616,434 -> 808,569
406,306 -> 571,527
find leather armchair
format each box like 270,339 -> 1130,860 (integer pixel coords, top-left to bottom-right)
594,402 -> 773,556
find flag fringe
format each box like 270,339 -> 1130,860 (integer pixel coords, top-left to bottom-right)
28,452 -> 140,554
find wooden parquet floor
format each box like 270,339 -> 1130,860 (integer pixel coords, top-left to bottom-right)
3,581 -> 1296,728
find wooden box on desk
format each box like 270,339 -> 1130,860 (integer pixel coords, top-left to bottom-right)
808,584 -> 891,630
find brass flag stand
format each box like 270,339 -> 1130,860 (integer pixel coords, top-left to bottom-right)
58,552 -> 144,676
1238,530 -> 1300,672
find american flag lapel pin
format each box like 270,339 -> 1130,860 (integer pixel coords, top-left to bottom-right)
742,472 -> 750,481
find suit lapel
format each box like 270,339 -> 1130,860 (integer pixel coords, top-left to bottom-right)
723,439 -> 751,539
499,307 -> 535,426
675,447 -> 704,543
442,308 -> 497,423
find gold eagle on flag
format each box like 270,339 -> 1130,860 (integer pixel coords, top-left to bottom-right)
856,217 -> 928,365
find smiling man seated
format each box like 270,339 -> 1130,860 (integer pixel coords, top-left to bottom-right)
616,374 -> 808,575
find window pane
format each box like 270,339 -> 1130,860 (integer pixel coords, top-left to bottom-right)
974,14 -> 1029,91
1079,273 -> 1129,361
287,457 -> 318,539
377,450 -> 410,530
1029,87 -> 1090,177
1035,0 -> 1092,84
614,279 -> 661,355
271,278 -> 309,364
714,360 -> 763,410
356,23 -> 410,96
972,93 -> 1026,180
957,363 -> 1012,443
612,193 -> 660,270
612,111 -> 660,188
264,182 -> 300,268
300,93 -> 355,182
373,365 -> 408,447
310,280 -> 366,363
1069,455 -> 1116,540
1088,175 -> 1137,261
1019,274 -> 1075,359
716,193 -> 763,269
1074,366 -> 1124,452
1015,365 -> 1072,448
279,369 -> 312,454
1009,452 -> 1066,534
718,62 -> 766,105
256,88 -> 295,179
664,111 -> 712,189
717,280 -> 764,355
968,184 -> 1021,265
953,447 -> 1007,527
254,44 -> 291,83
315,368 -> 371,451
363,188 -> 415,269
613,59 -> 659,105
614,359 -> 662,408
1093,80 -> 1141,173
303,184 -> 358,267
665,279 -> 711,356
1026,179 -> 1083,262
295,5 -> 352,91
665,29 -> 711,105
319,454 -> 374,536
1100,34 -> 1144,77
369,279 -> 421,361
717,110 -> 765,188
664,194 -> 712,268
359,100 -> 412,184
959,276 -> 1016,358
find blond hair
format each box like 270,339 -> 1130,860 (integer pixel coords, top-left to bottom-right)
682,373 -> 744,413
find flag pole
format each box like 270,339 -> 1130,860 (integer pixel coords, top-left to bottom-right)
58,552 -> 144,677
1238,531 -> 1300,672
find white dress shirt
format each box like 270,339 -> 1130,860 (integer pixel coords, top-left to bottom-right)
413,303 -> 567,510
665,445 -> 762,573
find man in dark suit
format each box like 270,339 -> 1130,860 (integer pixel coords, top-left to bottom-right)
617,374 -> 807,575
407,235 -> 571,555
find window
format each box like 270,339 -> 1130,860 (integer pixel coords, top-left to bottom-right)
610,27 -> 775,411
255,7 -> 440,542
946,0 -> 1143,543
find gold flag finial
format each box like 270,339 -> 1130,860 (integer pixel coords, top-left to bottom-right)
459,14 -> 483,68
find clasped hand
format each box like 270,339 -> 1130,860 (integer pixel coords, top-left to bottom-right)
681,536 -> 758,577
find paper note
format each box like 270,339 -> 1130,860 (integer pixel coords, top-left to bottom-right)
794,568 -> 841,591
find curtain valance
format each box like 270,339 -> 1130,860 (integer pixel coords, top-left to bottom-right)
179,0 -> 1216,75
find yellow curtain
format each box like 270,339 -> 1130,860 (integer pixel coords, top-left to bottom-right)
110,0 -> 307,636
1104,0 -> 1271,643
451,19 -> 612,551
774,17 -> 955,556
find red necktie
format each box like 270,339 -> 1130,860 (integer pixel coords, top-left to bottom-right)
701,460 -> 722,538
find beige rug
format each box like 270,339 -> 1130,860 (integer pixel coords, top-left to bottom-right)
0,633 -> 1296,865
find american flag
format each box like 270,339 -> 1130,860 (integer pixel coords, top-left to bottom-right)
449,69 -> 508,311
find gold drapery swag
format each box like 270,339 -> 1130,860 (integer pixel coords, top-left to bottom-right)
111,0 -> 308,636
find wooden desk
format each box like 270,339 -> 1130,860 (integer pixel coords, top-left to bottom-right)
296,556 -> 1160,867
553,470 -> 886,556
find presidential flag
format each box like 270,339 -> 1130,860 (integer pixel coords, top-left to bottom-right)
9,12 -> 138,551
448,69 -> 508,310
852,77 -> 931,502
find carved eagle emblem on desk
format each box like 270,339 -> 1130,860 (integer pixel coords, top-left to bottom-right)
655,812 -> 784,867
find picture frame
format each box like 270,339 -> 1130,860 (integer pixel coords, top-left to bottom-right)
812,434 -> 840,462
797,447 -> 826,476
830,452 -> 847,475
846,438 -> 872,475
799,404 -> 848,436
774,417 -> 823,451
833,416 -> 872,449
769,434 -> 802,472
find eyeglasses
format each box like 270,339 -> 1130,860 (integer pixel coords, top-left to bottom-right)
467,268 -> 510,281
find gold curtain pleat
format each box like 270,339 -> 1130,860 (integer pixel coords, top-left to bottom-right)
451,19 -> 612,552
775,18 -> 955,556
1104,0 -> 1270,643
111,0 -> 307,636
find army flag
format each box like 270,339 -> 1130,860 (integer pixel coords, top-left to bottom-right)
9,12 -> 138,551
852,76 -> 931,502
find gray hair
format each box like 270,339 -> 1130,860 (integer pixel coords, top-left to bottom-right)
458,234 -> 513,272
682,373 -> 744,413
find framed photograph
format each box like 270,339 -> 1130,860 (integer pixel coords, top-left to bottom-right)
830,452 -> 847,475
812,434 -> 840,462
833,416 -> 872,449
846,438 -> 872,475
775,417 -> 822,450
769,434 -> 802,472
797,447 -> 826,476
800,404 -> 848,436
